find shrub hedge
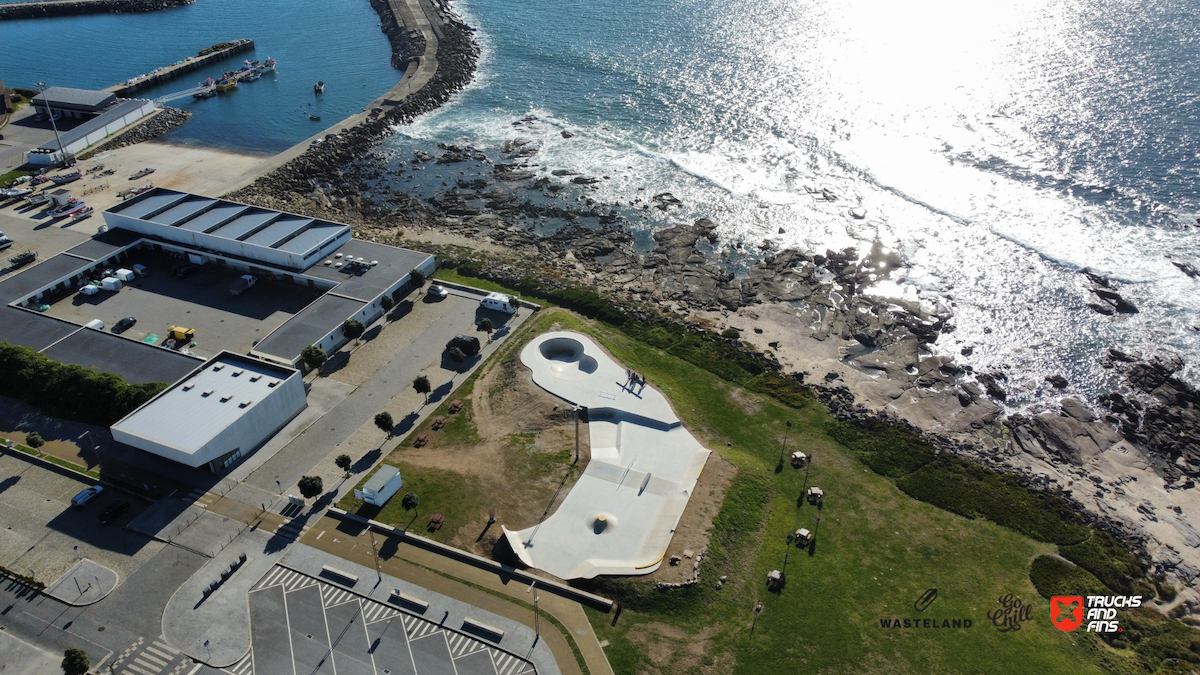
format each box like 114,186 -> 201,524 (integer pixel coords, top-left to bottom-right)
896,456 -> 1090,545
744,372 -> 813,409
0,343 -> 167,426
827,419 -> 936,478
1029,555 -> 1107,598
1059,530 -> 1145,594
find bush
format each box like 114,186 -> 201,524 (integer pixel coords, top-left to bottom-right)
297,475 -> 323,499
62,648 -> 89,675
380,295 -> 396,312
1029,555 -> 1107,598
448,346 -> 466,363
401,492 -> 420,511
25,431 -> 44,449
410,268 -> 426,287
828,419 -> 935,478
300,344 -> 327,369
0,343 -> 166,426
721,327 -> 741,339
477,317 -> 493,333
744,372 -> 812,409
667,333 -> 765,384
896,456 -> 1090,544
1058,531 -> 1144,594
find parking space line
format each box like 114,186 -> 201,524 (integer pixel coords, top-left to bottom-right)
281,581 -> 299,675
440,632 -> 461,675
318,580 -> 339,675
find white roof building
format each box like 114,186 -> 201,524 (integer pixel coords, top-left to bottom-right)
111,352 -> 306,472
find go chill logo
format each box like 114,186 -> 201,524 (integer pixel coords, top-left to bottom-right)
1051,595 -> 1142,633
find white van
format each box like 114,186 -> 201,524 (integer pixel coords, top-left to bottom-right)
71,485 -> 103,508
84,319 -> 104,330
480,292 -> 517,314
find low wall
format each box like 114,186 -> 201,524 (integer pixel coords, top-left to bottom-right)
0,0 -> 193,20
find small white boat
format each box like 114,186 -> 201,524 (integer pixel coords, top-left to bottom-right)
314,80 -> 324,94
3,187 -> 32,198
48,200 -> 85,218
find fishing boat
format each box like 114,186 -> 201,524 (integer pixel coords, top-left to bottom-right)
193,87 -> 216,99
244,69 -> 261,81
2,187 -> 32,199
48,200 -> 84,218
260,57 -> 276,72
215,78 -> 237,92
314,80 -> 324,94
25,193 -> 50,206
49,171 -> 81,185
308,113 -> 322,121
127,183 -> 154,198
71,206 -> 94,220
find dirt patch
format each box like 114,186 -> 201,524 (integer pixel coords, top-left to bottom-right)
626,623 -> 730,675
648,453 -> 737,584
385,340 -> 591,558
726,387 -> 762,416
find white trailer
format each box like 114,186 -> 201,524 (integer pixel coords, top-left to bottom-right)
355,465 -> 402,507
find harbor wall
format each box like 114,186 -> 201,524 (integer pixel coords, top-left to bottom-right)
0,0 -> 193,21
110,39 -> 255,97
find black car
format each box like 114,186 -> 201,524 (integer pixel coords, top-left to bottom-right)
8,251 -> 36,268
97,500 -> 130,526
174,265 -> 199,278
446,334 -> 481,356
112,317 -> 137,333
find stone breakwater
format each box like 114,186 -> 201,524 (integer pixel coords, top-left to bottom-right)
0,0 -> 193,20
82,107 -> 192,156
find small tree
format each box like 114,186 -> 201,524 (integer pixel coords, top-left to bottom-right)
334,454 -> 352,472
62,649 -> 89,675
380,294 -> 396,313
413,375 -> 431,404
301,344 -> 327,369
25,431 -> 44,449
401,492 -> 420,513
374,411 -> 394,437
342,319 -> 365,345
297,475 -> 323,499
410,268 -> 426,289
477,317 -> 493,342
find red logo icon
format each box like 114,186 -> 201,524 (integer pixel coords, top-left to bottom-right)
1050,596 -> 1084,632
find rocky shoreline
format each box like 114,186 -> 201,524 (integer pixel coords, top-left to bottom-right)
0,0 -> 193,20
80,107 -> 192,157
221,0 -> 1200,610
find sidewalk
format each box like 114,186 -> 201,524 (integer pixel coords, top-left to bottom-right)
300,515 -> 615,675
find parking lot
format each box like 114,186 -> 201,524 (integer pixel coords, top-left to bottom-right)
243,566 -> 535,675
0,452 -> 164,587
43,248 -> 324,358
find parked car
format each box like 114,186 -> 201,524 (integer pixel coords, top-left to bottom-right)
97,500 -> 130,525
173,265 -> 199,278
112,317 -> 137,333
427,284 -> 449,299
167,326 -> 195,343
446,334 -> 481,356
8,251 -> 36,268
71,485 -> 104,509
0,232 -> 12,251
229,274 -> 257,296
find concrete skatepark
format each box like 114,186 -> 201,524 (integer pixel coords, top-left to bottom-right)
503,332 -> 711,579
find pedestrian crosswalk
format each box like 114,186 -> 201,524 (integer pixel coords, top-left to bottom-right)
184,489 -> 216,509
224,651 -> 254,675
402,613 -> 444,641
446,631 -> 489,658
109,637 -> 188,675
491,650 -> 537,675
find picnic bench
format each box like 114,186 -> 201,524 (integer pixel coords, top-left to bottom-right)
449,400 -> 462,414
414,433 -> 429,448
432,415 -> 446,430
427,512 -> 445,532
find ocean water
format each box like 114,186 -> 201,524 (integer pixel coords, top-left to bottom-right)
378,0 -> 1200,409
0,0 -> 400,153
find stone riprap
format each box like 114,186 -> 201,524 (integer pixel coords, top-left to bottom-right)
502,331 -> 710,579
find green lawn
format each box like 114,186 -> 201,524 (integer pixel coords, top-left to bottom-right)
504,311 -> 1129,675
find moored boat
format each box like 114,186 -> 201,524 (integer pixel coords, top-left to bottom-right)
215,78 -> 237,91
71,206 -> 94,219
260,57 -> 276,71
48,199 -> 84,218
314,80 -> 324,94
49,171 -> 81,185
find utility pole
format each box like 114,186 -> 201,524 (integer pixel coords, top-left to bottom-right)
526,581 -> 540,646
369,531 -> 382,583
777,420 -> 792,469
36,83 -> 68,167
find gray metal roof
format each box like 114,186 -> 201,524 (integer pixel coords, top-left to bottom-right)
149,197 -> 217,227
0,253 -> 92,303
252,294 -> 366,362
112,353 -> 298,453
303,239 -> 433,303
36,99 -> 150,151
42,329 -> 203,385
32,86 -> 115,110
363,465 -> 400,493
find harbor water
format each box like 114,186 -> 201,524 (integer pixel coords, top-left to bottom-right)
0,0 -> 400,153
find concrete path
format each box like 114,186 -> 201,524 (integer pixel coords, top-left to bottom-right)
0,630 -> 62,675
160,527 -> 287,668
44,558 -> 118,606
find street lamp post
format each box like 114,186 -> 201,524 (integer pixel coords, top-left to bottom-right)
36,83 -> 68,167
777,420 -> 792,469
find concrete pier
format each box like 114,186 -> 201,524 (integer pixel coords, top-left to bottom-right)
0,0 -> 193,20
108,39 -> 255,98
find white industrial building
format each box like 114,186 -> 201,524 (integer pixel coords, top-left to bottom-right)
110,352 -> 306,472
27,87 -> 156,166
